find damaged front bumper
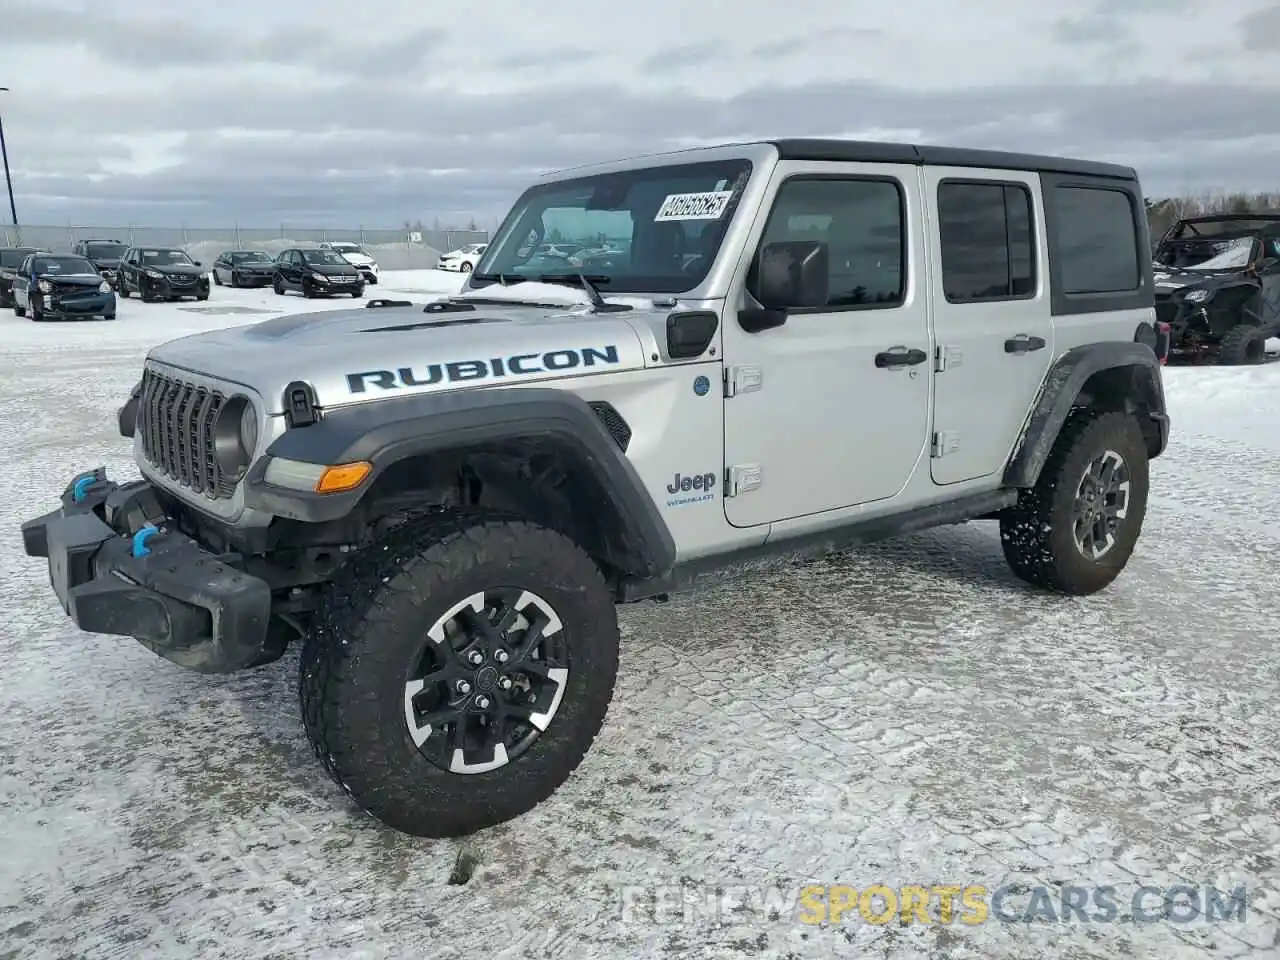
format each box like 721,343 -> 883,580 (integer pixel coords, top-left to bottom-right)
20,468 -> 276,673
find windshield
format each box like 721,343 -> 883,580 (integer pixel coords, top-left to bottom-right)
302,249 -> 350,265
84,241 -> 127,258
1187,236 -> 1256,271
0,248 -> 34,267
472,158 -> 754,293
229,251 -> 271,263
33,256 -> 99,276
140,249 -> 194,266
329,243 -> 363,254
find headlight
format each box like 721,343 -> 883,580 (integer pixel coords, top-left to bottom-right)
239,401 -> 258,457
37,279 -> 51,293
145,269 -> 163,279
1184,289 -> 1210,303
99,280 -> 111,293
213,396 -> 257,479
312,273 -> 329,283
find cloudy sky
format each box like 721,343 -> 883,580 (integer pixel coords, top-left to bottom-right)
1,0 -> 1278,230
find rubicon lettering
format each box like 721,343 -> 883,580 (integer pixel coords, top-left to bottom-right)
345,344 -> 621,393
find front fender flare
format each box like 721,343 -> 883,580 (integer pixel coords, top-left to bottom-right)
1003,342 -> 1169,488
242,387 -> 676,581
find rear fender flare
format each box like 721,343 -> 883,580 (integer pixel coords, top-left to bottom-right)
1003,342 -> 1168,488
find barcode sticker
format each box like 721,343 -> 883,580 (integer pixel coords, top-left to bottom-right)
654,191 -> 734,222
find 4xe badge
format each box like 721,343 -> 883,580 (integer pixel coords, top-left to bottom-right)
666,471 -> 717,507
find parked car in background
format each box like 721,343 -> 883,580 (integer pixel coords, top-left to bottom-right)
10,252 -> 116,321
437,242 -> 487,272
212,249 -> 277,288
272,247 -> 366,298
320,241 -> 380,284
1152,213 -> 1280,364
72,239 -> 129,289
116,247 -> 211,302
0,245 -> 37,307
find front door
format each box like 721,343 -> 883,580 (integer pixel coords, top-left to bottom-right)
923,168 -> 1054,485
721,161 -> 932,528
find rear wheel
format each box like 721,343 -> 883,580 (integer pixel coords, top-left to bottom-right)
1218,324 -> 1266,365
298,508 -> 619,837
1000,409 -> 1149,595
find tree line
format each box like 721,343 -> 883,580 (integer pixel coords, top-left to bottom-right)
1146,191 -> 1280,240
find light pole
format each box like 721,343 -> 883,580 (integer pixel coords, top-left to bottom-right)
0,88 -> 18,233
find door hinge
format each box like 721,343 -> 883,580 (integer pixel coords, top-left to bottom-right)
723,365 -> 763,398
725,464 -> 762,497
935,345 -> 962,372
932,431 -> 960,458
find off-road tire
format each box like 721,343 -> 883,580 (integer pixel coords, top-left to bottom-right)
1000,409 -> 1149,595
298,507 -> 619,837
1218,324 -> 1267,365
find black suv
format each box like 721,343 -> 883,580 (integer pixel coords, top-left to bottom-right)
0,245 -> 37,307
272,247 -> 365,298
72,239 -> 129,289
117,246 -> 211,302
1152,213 -> 1280,364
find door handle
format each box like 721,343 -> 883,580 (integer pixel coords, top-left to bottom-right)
1004,334 -> 1047,354
875,346 -> 928,368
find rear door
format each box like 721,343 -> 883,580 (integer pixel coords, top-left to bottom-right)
923,168 -> 1053,485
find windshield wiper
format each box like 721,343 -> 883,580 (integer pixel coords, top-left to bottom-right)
534,273 -> 615,310
470,272 -> 527,284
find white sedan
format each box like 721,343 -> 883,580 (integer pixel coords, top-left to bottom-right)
437,242 -> 488,272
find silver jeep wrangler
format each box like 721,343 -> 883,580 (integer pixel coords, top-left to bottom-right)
21,138 -> 1169,837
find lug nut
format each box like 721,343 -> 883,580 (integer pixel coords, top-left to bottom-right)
498,677 -> 513,691
456,680 -> 472,694
494,650 -> 510,664
474,695 -> 491,709
467,650 -> 484,665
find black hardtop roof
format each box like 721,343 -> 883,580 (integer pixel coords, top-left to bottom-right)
764,138 -> 1138,180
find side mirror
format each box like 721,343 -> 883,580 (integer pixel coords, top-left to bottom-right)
193,260 -> 202,267
739,240 -> 829,333
756,240 -> 829,309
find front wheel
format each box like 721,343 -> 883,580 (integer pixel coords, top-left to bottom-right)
273,276 -> 285,295
213,270 -> 223,286
1000,409 -> 1149,595
350,285 -> 364,298
298,509 -> 619,837
459,261 -> 472,273
1218,324 -> 1267,365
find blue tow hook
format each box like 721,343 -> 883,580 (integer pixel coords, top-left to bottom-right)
71,475 -> 96,503
131,524 -> 160,558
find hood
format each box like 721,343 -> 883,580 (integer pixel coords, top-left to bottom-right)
232,260 -> 276,271
147,296 -> 661,414
1152,264 -> 1246,296
305,262 -> 362,276
339,252 -> 375,265
147,263 -> 205,277
40,272 -> 106,286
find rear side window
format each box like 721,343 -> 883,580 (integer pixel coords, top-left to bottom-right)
1053,186 -> 1140,294
937,181 -> 1036,301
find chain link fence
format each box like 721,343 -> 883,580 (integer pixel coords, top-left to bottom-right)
0,225 -> 489,271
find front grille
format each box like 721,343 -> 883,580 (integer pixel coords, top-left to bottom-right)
167,275 -> 197,286
137,367 -> 233,500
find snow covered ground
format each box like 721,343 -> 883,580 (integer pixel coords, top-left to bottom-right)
2,273 -> 1278,959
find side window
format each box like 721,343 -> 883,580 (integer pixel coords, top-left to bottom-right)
754,176 -> 905,309
937,181 -> 1036,302
1053,186 -> 1140,294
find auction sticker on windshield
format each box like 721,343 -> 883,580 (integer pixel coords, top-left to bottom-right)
654,191 -> 734,221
